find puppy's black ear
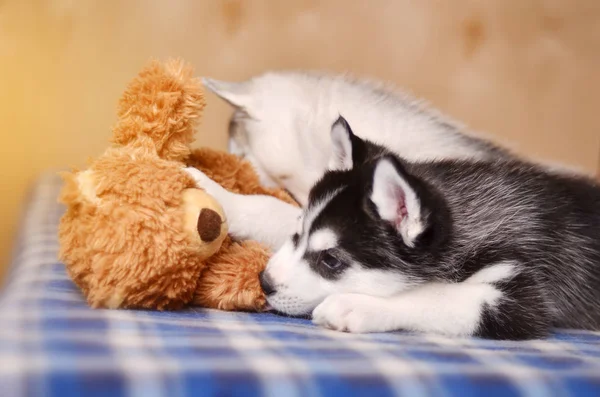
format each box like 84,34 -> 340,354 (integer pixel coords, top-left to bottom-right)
328,116 -> 367,171
370,156 -> 428,247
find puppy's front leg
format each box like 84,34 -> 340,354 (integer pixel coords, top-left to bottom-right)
184,167 -> 301,251
313,262 -> 550,340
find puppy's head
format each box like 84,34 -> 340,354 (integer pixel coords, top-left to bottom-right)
202,73 -> 340,205
262,117 -> 450,315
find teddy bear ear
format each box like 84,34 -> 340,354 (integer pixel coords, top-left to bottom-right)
110,59 -> 206,163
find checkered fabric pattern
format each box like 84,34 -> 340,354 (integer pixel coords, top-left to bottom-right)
1,172 -> 600,397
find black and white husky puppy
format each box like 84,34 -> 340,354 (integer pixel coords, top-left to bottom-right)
186,118 -> 600,340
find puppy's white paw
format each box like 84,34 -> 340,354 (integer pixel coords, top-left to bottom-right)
183,167 -> 227,199
182,167 -> 212,187
312,294 -> 393,333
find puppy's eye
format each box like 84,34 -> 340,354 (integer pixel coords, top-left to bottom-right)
291,233 -> 300,247
321,252 -> 344,270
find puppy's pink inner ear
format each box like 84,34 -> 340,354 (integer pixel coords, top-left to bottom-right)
396,204 -> 408,229
389,185 -> 407,230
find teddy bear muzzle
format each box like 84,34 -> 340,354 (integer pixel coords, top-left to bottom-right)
181,188 -> 228,258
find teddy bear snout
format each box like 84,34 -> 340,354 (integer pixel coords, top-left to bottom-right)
197,208 -> 223,242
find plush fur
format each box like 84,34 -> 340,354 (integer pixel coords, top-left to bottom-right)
58,59 -> 297,312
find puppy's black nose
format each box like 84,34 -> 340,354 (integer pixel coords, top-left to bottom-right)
259,270 -> 276,296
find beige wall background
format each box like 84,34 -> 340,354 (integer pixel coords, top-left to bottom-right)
1,0 -> 599,280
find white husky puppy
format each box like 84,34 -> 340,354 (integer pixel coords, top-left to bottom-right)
202,72 -> 509,206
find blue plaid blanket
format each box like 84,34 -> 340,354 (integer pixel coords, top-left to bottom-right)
1,173 -> 600,397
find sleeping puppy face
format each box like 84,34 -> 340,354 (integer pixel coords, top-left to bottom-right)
203,74 -> 329,206
260,117 -> 450,315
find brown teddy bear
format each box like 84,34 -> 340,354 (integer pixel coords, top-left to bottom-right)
58,59 -> 297,312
